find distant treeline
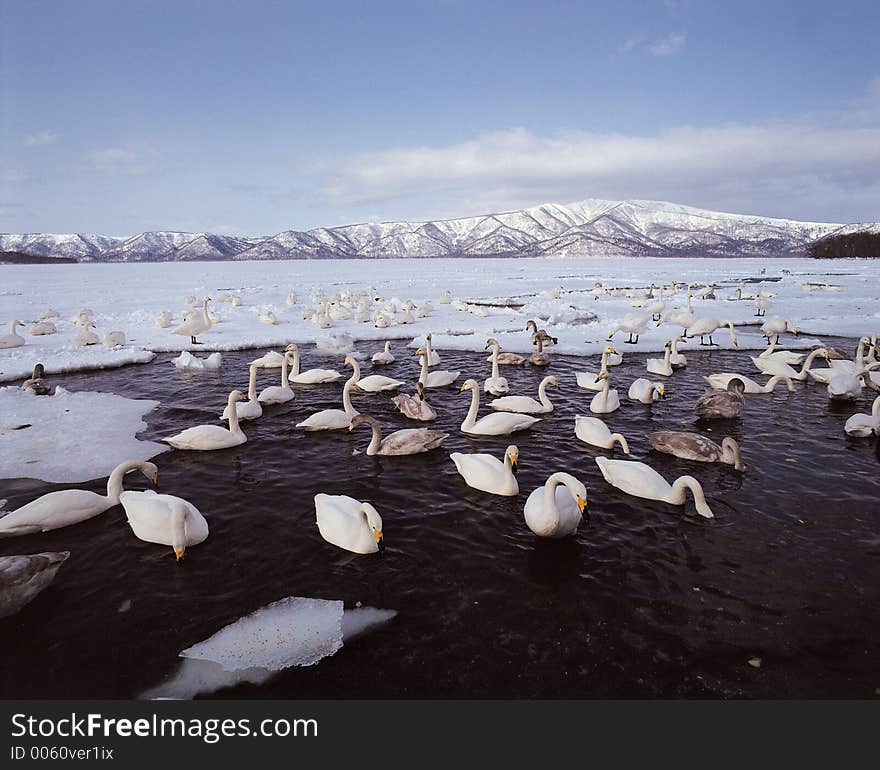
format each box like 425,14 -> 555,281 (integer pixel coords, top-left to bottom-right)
809,232 -> 880,258
0,250 -> 78,264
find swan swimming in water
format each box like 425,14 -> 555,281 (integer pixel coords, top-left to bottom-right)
703,373 -> 795,394
694,378 -> 745,419
523,472 -> 588,538
257,350 -> 296,404
576,346 -> 616,391
220,363 -> 263,421
349,414 -> 448,456
415,348 -> 460,388
489,375 -> 559,414
646,431 -> 745,472
164,390 -> 248,450
589,372 -> 620,414
751,347 -> 828,380
485,338 -> 527,366
483,339 -> 510,396
314,494 -> 384,554
371,341 -> 395,365
627,378 -> 665,404
347,356 -> 405,393
844,396 -> 880,437
119,490 -> 209,560
450,445 -> 519,496
0,551 -> 70,619
458,379 -> 541,436
391,382 -> 437,421
574,415 -> 630,454
286,344 -> 342,384
295,366 -> 361,431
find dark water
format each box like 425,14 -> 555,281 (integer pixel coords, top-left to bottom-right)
1,339 -> 878,699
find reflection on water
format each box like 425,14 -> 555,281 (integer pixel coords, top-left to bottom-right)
0,339 -> 878,698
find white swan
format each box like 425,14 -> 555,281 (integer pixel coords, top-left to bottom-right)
646,340 -> 674,376
809,338 -> 870,384
684,317 -> 737,347
657,291 -> 696,334
258,309 -> 278,325
523,472 -> 588,538
760,317 -> 798,340
295,369 -> 360,431
103,330 -> 126,348
28,320 -> 56,336
844,396 -> 880,437
348,356 -> 405,393
371,341 -> 395,365
286,343 -> 342,384
751,347 -> 828,380
314,493 -> 384,554
391,382 -> 437,421
758,337 -> 805,365
459,379 -> 541,436
220,363 -> 263,420
418,332 -> 441,366
826,362 -> 880,401
349,414 -> 448,456
607,312 -> 650,344
589,372 -> 620,414
703,373 -> 795,394
71,320 -> 99,346
574,415 -> 630,454
628,378 -> 665,404
595,456 -> 714,518
258,351 -> 296,404
483,340 -> 509,396
489,375 -> 559,414
669,335 -> 688,368
172,297 -> 212,344
0,551 -> 69,619
154,311 -> 173,328
0,460 -> 158,536
164,390 -> 248,450
415,348 -> 460,388
576,346 -> 616,391
119,490 -> 208,560
450,445 -> 519,496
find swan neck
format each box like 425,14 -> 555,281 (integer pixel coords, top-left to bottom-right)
462,385 -> 480,428
106,461 -> 143,505
670,476 -> 712,516
611,433 -> 629,453
342,380 -> 359,416
491,349 -> 500,379
247,365 -> 257,400
350,358 -> 361,382
419,352 -> 429,382
291,347 -> 301,375
226,392 -> 243,435
280,354 -> 290,385
538,378 -> 553,408
800,348 -> 823,373
367,420 -> 382,454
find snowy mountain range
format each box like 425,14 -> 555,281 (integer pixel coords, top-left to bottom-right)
1,198 -> 868,262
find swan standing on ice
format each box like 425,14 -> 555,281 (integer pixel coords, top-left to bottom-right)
694,378 -> 745,419
349,414 -> 448,456
844,396 -> 880,437
483,340 -> 510,396
589,372 -> 620,414
314,494 -> 384,554
628,378 -> 665,404
20,363 -> 51,395
295,368 -> 361,431
221,363 -> 263,420
523,472 -> 588,538
646,432 -> 744,471
595,456 -> 714,518
760,318 -> 798,342
391,382 -> 437,421
172,297 -> 212,344
703,373 -> 795,394
164,390 -> 248,450
458,379 -> 541,436
371,342 -> 395,365
258,350 -> 296,404
576,346 -> 616,391
0,551 -> 70,619
607,312 -> 649,344
489,375 -> 559,414
286,343 -> 342,384
119,490 -> 208,560
0,460 -> 158,536
574,415 -> 630,453
485,338 -> 527,366
684,318 -> 737,347
450,445 -> 519,496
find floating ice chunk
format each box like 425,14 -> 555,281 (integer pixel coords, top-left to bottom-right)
315,333 -> 355,356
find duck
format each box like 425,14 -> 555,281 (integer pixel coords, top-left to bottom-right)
703,373 -> 795,394
295,371 -> 361,431
529,334 -> 551,367
314,494 -> 384,554
573,415 -> 630,454
694,378 -> 745,419
751,347 -> 828,380
349,414 -> 448,456
119,490 -> 208,560
345,356 -> 405,392
483,340 -> 510,396
844,396 -> 880,437
415,348 -> 460,388
71,320 -> 100,346
391,382 -> 437,421
103,330 -> 126,348
669,335 -> 688,368
523,472 -> 588,538
163,390 -> 248,450
489,375 -> 559,414
371,341 -> 395,365
684,317 -> 737,347
646,431 -> 744,472
153,311 -> 173,328
589,371 -> 620,414
595,456 -> 714,519
646,340 -> 674,376
28,320 -> 56,336
576,346 -> 616,391
220,363 -> 263,420
0,551 -> 70,619
257,350 -> 296,404
628,378 -> 665,404
0,460 -> 158,536
172,297 -> 212,344
485,337 -> 527,366
449,445 -> 519,496
459,379 -> 541,436
286,343 -> 343,384
20,363 -> 51,395
607,312 -> 650,344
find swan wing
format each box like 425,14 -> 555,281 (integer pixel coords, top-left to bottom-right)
595,458 -> 670,500
489,395 -> 542,413
380,429 -> 448,455
0,490 -> 109,534
296,409 -> 351,431
163,424 -> 243,450
314,494 -> 374,554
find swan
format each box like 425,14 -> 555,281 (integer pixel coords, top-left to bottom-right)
751,347 -> 828,380
523,472 -> 588,538
172,297 -> 212,344
607,312 -> 650,344
574,415 -> 630,454
438,289 -> 452,304
20,363 -> 51,395
371,341 -> 395,365
372,310 -> 390,329
589,372 -> 620,414
844,396 -> 880,437
417,332 -> 441,366
450,445 -> 519,496
103,330 -> 126,348
154,310 -> 173,328
526,320 -> 558,346
669,335 -> 688,368
295,372 -> 360,431
0,551 -> 70,619
251,350 -> 285,368
576,346 -> 617,391
529,334 -> 551,366
286,343 -> 343,384
657,292 -> 696,334
257,351 -> 296,404
694,378 -> 745,419
758,337 -> 806,365
485,337 -> 527,366
646,340 -> 674,376
395,301 -> 415,325
628,378 -> 665,404
415,348 -> 460,388
71,320 -> 100,346
349,414 -> 448,456
483,340 -> 510,396
391,382 -> 437,421
703,373 -> 795,394
220,363 -> 263,420
258,309 -> 278,325
28,320 -> 56,336
760,318 -> 798,340
645,285 -> 666,321
826,362 -> 880,400
164,390 -> 248,450
684,317 -> 737,347
314,493 -> 384,554
119,490 -> 208,560
40,309 -> 60,319
459,379 -> 541,436
286,291 -> 297,305
595,456 -> 714,519
0,460 -> 158,536
346,356 -> 405,393
489,375 -> 559,414
646,431 -> 744,471
754,293 -> 770,317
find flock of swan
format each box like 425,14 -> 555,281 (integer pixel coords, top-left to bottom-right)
2,276 -> 879,622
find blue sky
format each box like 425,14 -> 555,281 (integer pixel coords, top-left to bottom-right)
2,0 -> 879,235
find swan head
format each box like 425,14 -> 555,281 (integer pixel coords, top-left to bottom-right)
484,338 -> 496,349
361,502 -> 384,552
546,375 -> 560,388
721,437 -> 745,472
604,346 -> 617,355
348,414 -> 376,431
505,445 -> 519,474
416,381 -> 426,398
413,348 -> 424,357
32,362 -> 45,378
229,389 -> 247,404
344,355 -> 357,367
595,371 -> 608,383
656,384 -> 666,399
141,461 -> 159,487
459,379 -> 479,393
285,343 -> 298,353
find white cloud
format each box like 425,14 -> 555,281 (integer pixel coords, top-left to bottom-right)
0,170 -> 30,183
88,147 -> 156,175
647,33 -> 686,56
23,130 -> 58,146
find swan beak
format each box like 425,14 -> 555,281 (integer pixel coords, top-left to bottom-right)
459,384 -> 466,392
352,383 -> 363,392
510,457 -> 518,474
175,549 -> 185,561
659,388 -> 666,398
609,347 -> 617,354
577,496 -> 588,513
375,531 -> 385,551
